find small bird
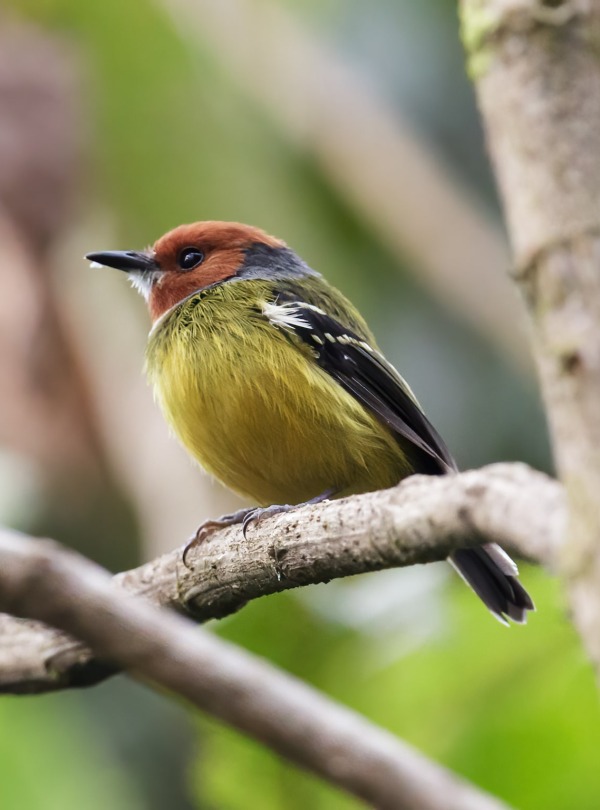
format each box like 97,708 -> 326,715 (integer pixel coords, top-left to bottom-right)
87,221 -> 533,623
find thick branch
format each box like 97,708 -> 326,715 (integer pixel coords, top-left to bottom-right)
0,464 -> 562,693
461,0 -> 600,672
0,528 -> 513,810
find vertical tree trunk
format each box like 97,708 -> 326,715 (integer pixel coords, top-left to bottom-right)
460,0 -> 600,670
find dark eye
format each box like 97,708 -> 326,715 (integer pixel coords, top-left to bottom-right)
178,247 -> 204,270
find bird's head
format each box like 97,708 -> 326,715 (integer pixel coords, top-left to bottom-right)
86,221 -> 315,322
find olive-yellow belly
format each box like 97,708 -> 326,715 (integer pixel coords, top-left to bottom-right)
146,287 -> 411,506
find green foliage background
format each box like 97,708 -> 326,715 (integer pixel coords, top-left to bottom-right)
3,1 -> 599,808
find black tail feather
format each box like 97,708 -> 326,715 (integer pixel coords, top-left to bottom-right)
449,544 -> 535,624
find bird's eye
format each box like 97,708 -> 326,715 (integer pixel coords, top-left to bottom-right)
178,247 -> 205,270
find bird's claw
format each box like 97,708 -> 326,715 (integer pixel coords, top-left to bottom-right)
182,523 -> 216,569
182,508 -> 255,568
241,512 -> 255,540
241,504 -> 293,539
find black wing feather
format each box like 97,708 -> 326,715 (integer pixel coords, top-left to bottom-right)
272,292 -> 455,475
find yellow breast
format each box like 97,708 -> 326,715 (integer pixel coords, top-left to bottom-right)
145,281 -> 409,506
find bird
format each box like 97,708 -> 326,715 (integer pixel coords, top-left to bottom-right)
87,220 -> 534,624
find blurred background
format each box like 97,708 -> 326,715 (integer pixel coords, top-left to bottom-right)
1,0 -> 599,808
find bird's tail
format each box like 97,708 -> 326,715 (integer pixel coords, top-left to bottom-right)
449,544 -> 534,624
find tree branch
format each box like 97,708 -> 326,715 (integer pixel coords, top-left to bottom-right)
0,463 -> 562,694
0,19 -> 103,474
461,0 -> 600,674
0,524 -> 523,810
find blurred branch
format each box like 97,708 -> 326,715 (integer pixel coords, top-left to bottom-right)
0,463 -> 562,694
0,18 -> 81,255
0,530 -> 512,810
158,0 -> 531,371
461,0 -> 600,675
0,19 -> 104,475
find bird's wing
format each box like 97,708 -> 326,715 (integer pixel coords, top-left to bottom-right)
263,286 -> 536,625
263,289 -> 456,475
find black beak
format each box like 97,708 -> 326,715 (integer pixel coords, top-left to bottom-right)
85,250 -> 158,273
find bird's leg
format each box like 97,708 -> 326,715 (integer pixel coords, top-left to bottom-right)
182,490 -> 336,568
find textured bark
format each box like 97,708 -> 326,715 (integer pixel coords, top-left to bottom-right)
0,463 -> 562,693
461,0 -> 600,671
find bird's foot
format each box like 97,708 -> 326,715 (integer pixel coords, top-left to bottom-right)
241,488 -> 337,539
182,506 -> 258,568
182,490 -> 336,568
